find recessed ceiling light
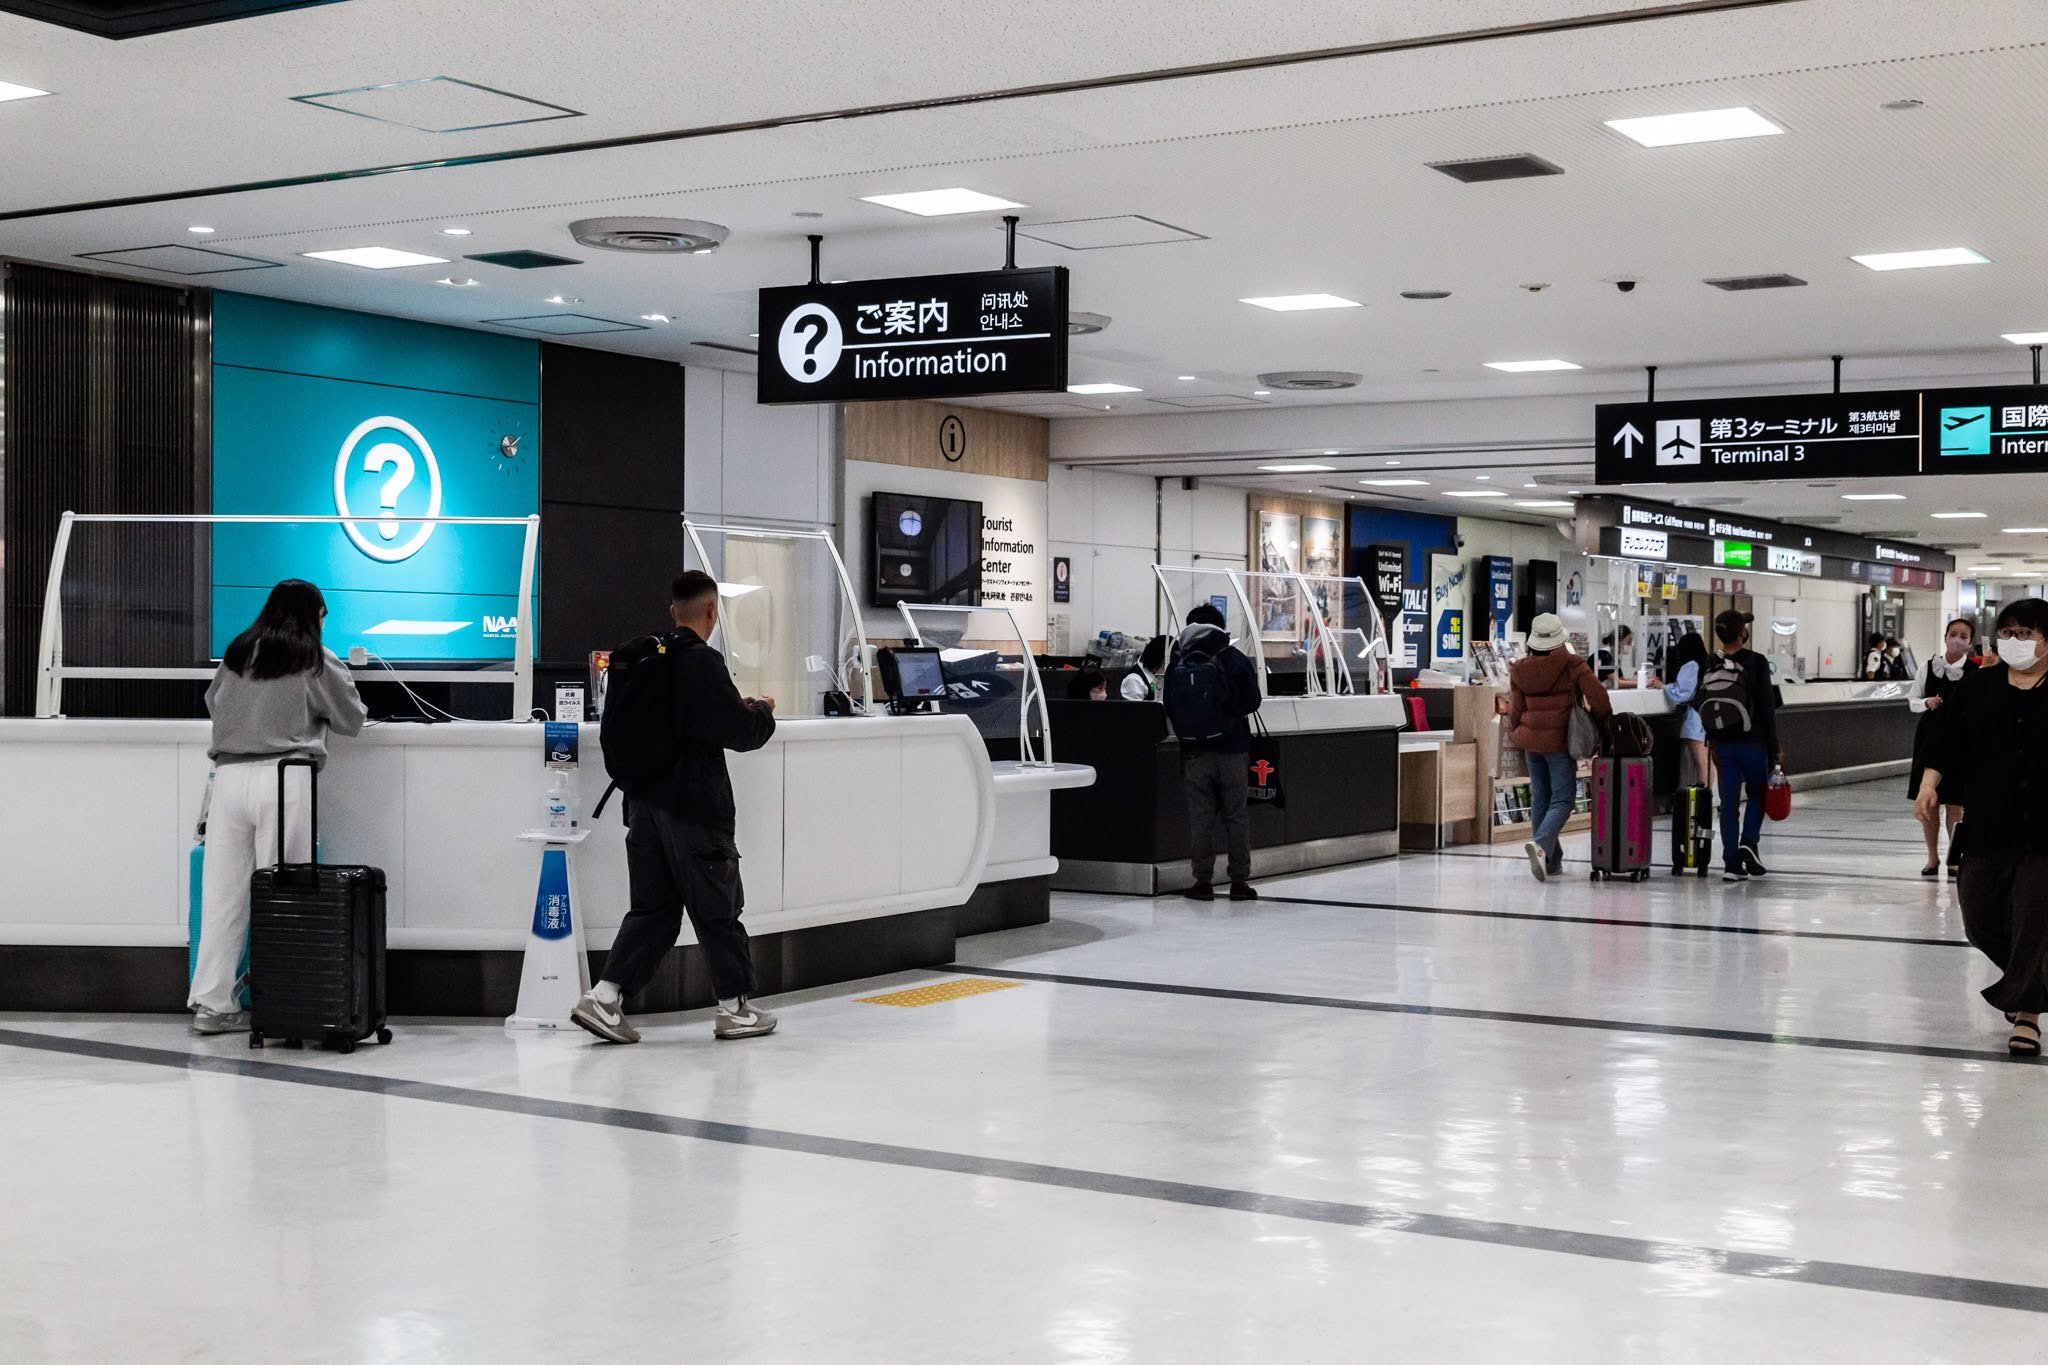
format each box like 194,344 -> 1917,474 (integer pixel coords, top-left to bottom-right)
747,332 -> 759,339
1253,389 -> 1273,396
2002,332 -> 2048,345
1362,478 -> 1429,487
187,225 -> 215,235
1485,359 -> 1581,372
1842,493 -> 1906,501
1069,383 -> 1141,395
860,188 -> 1024,216
2003,527 -> 2048,534
0,81 -> 51,103
1177,375 -> 1197,381
1386,460 -> 1401,466
1970,565 -> 2001,571
1322,450 -> 1340,456
1240,293 -> 1362,311
1475,475 -> 1491,481
1446,489 -> 1509,498
1931,511 -> 1987,519
1517,500 -> 1575,509
434,276 -> 478,288
640,313 -> 670,323
1605,106 -> 1784,147
1851,247 -> 1989,271
302,246 -> 448,270
440,226 -> 472,237
545,294 -> 583,305
1259,463 -> 1337,473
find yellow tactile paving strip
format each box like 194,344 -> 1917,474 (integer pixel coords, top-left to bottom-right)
855,978 -> 1023,1008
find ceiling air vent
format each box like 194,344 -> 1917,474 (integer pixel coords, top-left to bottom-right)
570,217 -> 728,255
1704,273 -> 1808,291
1427,154 -> 1563,184
466,249 -> 582,270
1258,371 -> 1361,391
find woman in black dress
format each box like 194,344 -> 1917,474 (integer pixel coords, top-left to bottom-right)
1908,617 -> 1977,876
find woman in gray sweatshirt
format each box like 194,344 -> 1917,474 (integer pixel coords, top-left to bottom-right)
188,579 -> 367,1033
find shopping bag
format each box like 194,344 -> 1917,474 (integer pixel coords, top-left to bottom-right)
1247,717 -> 1286,809
1765,765 -> 1792,822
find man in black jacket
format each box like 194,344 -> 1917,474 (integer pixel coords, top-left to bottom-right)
1707,609 -> 1782,882
1166,603 -> 1263,902
572,571 -> 778,1044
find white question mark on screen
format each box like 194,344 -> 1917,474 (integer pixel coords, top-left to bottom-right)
362,441 -> 416,540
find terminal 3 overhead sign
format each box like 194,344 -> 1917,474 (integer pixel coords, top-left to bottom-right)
1594,385 -> 2048,485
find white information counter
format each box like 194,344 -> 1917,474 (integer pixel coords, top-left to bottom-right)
0,714 -> 1091,1011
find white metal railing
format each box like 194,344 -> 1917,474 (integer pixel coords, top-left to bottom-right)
682,517 -> 874,714
35,512 -> 540,719
896,601 -> 1052,765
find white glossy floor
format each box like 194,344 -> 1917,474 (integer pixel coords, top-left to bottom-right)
6,780 -> 2046,1364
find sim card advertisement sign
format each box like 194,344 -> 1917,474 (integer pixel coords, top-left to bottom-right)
758,267 -> 1069,404
1595,392 -> 1921,485
1928,387 -> 2048,473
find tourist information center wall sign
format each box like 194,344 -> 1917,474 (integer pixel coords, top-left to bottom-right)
758,267 -> 1069,404
1595,391 -> 1922,485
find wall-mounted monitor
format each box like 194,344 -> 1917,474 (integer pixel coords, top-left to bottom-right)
869,491 -> 982,608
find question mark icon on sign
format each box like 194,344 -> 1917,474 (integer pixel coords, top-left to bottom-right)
795,315 -> 828,376
362,442 -> 417,540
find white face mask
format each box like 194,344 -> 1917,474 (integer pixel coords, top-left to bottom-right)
1998,637 -> 2041,670
1945,638 -> 1970,660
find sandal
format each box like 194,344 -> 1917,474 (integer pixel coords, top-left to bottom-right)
2009,1020 -> 2042,1057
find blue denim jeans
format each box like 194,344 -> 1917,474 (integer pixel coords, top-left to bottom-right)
1526,750 -> 1578,862
1714,740 -> 1770,869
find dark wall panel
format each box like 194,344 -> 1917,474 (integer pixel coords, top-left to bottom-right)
2,261 -> 205,717
538,341 -> 686,670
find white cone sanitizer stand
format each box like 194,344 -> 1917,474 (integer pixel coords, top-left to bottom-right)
506,723 -> 592,1029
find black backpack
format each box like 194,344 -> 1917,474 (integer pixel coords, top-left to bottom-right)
1163,645 -> 1233,742
1697,656 -> 1754,738
597,633 -> 682,798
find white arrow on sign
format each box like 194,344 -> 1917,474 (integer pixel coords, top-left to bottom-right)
1612,422 -> 1645,460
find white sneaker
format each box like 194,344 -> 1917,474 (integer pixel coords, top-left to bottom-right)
570,992 -> 640,1044
1524,841 -> 1549,883
715,1000 -> 778,1040
192,1009 -> 249,1036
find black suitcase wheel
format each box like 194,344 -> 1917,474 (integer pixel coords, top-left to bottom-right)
334,1038 -> 356,1055
248,1031 -> 263,1049
376,1028 -> 393,1045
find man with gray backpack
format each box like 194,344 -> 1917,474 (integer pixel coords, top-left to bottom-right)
1162,603 -> 1263,901
1698,610 -> 1783,882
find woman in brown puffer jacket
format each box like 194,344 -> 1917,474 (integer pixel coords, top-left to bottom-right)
1508,613 -> 1612,882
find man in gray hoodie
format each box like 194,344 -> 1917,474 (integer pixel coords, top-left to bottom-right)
1162,603 -> 1263,901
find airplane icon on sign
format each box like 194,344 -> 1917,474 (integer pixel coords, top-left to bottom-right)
1655,418 -> 1702,466
1945,411 -> 1986,431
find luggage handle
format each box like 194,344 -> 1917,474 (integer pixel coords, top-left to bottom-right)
277,758 -> 318,867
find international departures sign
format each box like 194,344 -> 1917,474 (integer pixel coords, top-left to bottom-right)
758,267 -> 1069,405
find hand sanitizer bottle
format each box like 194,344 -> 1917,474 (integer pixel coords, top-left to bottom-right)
544,771 -> 572,834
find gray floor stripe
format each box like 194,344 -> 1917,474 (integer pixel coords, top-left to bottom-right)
950,966 -> 2035,1066
1254,894 -> 1970,948
1,1025 -> 2044,1317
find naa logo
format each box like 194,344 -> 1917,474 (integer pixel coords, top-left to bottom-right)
482,614 -> 520,638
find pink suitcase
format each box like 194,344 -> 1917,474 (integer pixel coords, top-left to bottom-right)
1590,755 -> 1652,882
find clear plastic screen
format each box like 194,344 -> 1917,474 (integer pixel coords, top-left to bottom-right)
1150,565 -> 1265,674
685,524 -> 861,717
899,602 -> 1039,747
1298,573 -> 1390,694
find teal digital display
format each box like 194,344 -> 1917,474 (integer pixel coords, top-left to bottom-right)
210,294 -> 540,660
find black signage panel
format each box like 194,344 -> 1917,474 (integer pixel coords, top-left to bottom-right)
1576,495 -> 1954,581
1926,386 -> 2048,473
757,267 -> 1069,405
1595,391 -> 1922,485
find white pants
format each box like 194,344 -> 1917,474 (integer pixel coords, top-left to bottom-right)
188,762 -> 311,1016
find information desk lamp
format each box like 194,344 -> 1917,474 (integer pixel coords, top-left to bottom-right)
877,646 -> 946,716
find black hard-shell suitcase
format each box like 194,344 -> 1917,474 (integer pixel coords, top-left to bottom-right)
1672,784 -> 1714,877
248,759 -> 391,1054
